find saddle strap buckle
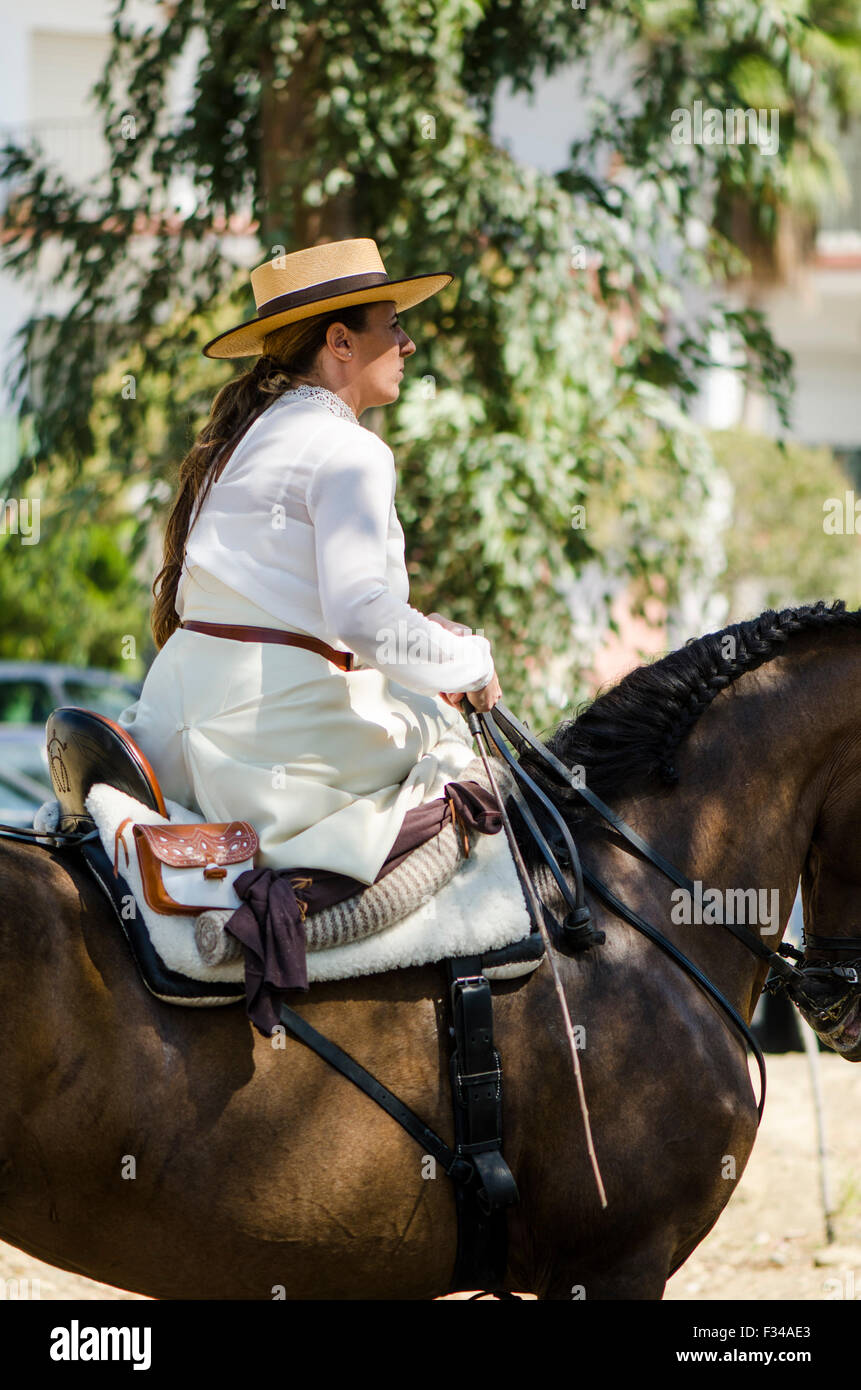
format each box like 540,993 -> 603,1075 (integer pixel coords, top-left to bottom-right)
447,961 -> 519,1201
454,1055 -> 502,1108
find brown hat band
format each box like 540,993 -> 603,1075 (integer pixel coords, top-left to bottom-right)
258,270 -> 391,321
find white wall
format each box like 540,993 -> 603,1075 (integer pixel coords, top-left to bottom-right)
764,268 -> 861,448
492,44 -> 638,174
0,0 -> 111,126
0,0 -> 116,452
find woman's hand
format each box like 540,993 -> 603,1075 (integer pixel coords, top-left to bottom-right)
427,613 -> 502,711
440,670 -> 502,712
464,670 -> 503,712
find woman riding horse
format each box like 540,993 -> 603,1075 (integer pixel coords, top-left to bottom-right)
118,238 -> 501,884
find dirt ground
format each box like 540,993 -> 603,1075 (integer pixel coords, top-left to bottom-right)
0,1051 -> 857,1302
664,1048 -> 861,1302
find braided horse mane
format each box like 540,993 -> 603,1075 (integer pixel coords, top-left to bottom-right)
517,600 -> 861,843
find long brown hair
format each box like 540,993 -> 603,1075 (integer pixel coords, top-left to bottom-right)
151,303 -> 370,649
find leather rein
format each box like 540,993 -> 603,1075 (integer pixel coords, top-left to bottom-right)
0,823 -> 98,848
464,700 -> 860,1124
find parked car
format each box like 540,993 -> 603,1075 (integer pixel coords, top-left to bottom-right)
0,661 -> 142,826
0,661 -> 141,726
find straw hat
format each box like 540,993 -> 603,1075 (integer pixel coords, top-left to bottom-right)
202,238 -> 452,359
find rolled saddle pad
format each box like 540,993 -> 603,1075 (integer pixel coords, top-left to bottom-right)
195,752 -> 518,963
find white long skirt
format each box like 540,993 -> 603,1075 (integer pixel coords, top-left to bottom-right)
117,566 -> 478,884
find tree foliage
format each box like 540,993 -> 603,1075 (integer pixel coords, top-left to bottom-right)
1,0 -> 858,720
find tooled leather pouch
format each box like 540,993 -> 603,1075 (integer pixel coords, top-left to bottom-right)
119,820 -> 259,915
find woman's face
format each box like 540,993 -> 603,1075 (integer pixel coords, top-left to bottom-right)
328,299 -> 416,411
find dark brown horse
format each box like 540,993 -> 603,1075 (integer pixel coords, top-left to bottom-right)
0,602 -> 857,1299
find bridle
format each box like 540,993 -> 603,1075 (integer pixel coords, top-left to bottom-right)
464,700 -> 861,1121
783,931 -> 861,1030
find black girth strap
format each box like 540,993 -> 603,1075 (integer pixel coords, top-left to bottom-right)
278,954 -> 519,1295
0,822 -> 99,848
446,957 -> 519,1291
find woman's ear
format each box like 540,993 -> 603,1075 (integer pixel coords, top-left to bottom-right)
325,322 -> 355,363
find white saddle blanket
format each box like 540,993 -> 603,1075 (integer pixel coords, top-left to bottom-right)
81,756 -> 534,988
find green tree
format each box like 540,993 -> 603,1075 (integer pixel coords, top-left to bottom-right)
0,511 -> 151,671
1,1 -> 858,720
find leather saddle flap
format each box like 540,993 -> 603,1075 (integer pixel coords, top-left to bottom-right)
132,821 -> 258,868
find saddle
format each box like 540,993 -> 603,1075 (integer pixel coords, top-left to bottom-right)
48,705 -> 259,915
44,707 -> 543,996
47,706 -> 167,831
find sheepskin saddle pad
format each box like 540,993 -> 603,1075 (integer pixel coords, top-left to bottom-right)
61,754 -> 542,1008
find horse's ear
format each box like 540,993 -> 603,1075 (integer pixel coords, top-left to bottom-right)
46,707 -> 167,835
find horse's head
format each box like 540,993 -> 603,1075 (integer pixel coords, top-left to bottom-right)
793,711 -> 861,1060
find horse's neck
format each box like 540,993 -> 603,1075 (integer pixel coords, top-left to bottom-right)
576,638 -> 853,1014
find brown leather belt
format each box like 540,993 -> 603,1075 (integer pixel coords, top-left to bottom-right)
179,620 -> 355,670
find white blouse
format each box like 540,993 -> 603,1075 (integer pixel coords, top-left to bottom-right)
177,385 -> 495,697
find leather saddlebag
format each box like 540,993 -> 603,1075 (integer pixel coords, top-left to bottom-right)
114,818 -> 259,915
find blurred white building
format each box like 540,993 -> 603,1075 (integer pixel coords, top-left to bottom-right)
493,65 -> 861,476
0,0 -> 111,474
